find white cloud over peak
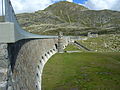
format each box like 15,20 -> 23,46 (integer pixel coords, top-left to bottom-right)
10,0 -> 56,13
0,0 -> 119,16
84,0 -> 120,11
0,0 -> 65,15
66,0 -> 73,2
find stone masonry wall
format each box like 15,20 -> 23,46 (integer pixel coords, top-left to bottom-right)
8,38 -> 60,90
0,44 -> 9,90
0,37 -> 69,90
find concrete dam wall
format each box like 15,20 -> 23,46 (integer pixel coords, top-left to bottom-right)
0,37 -> 69,90
10,39 -> 58,90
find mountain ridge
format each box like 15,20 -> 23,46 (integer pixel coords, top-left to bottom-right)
16,1 -> 120,35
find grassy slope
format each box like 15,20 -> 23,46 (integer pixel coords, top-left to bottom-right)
78,34 -> 120,52
64,44 -> 88,52
45,1 -> 88,23
42,52 -> 120,90
42,34 -> 120,89
15,1 -> 120,35
64,44 -> 80,51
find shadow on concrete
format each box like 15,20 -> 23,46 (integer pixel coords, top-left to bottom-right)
7,38 -> 41,72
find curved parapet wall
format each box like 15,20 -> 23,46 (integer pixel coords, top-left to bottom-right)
7,38 -> 69,90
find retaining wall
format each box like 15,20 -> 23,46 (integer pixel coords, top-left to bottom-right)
8,37 -> 69,90
0,37 -> 69,90
0,44 -> 9,90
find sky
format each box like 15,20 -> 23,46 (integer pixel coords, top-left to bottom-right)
0,0 -> 120,15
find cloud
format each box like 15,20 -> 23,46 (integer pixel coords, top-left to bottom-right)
10,0 -> 57,13
0,0 -> 119,16
84,0 -> 120,11
0,0 -> 65,15
66,0 -> 73,2
11,0 -> 72,14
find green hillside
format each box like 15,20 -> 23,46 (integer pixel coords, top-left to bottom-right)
15,1 -> 120,35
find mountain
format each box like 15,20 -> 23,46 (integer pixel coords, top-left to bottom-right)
44,1 -> 88,23
16,1 -> 120,35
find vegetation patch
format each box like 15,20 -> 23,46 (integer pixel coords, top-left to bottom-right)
64,44 -> 81,51
42,52 -> 120,90
78,34 -> 120,52
14,1 -> 120,36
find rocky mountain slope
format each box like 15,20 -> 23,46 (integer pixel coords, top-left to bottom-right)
14,1 -> 120,35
